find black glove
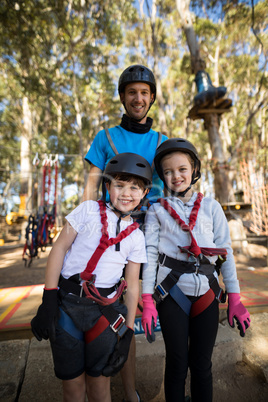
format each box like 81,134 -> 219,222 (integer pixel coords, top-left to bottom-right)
31,288 -> 59,342
102,328 -> 134,377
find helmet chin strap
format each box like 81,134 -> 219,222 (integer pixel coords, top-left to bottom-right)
108,201 -> 138,251
107,193 -> 148,250
164,170 -> 197,198
106,203 -> 132,251
166,184 -> 192,198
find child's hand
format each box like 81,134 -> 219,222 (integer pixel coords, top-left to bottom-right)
141,293 -> 158,343
31,288 -> 59,342
227,293 -> 251,337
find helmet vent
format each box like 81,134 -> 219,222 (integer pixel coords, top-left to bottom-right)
110,160 -> 118,164
136,163 -> 146,168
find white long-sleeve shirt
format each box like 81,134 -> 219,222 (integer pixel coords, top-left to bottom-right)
142,192 -> 240,296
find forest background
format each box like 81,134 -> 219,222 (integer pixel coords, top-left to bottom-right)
0,0 -> 267,236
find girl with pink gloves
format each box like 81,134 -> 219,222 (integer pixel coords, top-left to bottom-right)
141,138 -> 250,402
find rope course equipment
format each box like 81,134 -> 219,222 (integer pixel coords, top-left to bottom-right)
22,153 -> 59,267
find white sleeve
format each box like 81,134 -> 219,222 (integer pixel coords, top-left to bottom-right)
212,200 -> 240,293
65,201 -> 98,233
127,229 -> 147,264
142,204 -> 161,294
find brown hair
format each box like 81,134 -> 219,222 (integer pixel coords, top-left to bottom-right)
108,173 -> 147,191
161,151 -> 195,171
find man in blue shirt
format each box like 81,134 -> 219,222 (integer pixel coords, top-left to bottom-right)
83,64 -> 168,402
83,65 -> 168,204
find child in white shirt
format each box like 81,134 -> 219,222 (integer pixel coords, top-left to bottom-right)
31,153 -> 152,402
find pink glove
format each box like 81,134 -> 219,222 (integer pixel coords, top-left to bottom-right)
141,294 -> 158,343
227,293 -> 251,337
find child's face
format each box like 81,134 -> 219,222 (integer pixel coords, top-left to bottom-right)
161,152 -> 193,194
106,178 -> 147,216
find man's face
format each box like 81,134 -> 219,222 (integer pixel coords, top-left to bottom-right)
120,82 -> 154,124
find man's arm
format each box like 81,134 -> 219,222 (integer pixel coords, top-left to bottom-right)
82,164 -> 103,201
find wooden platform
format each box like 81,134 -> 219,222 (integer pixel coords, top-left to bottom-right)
188,97 -> 232,120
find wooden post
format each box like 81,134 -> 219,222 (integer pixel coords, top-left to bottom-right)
204,113 -> 234,204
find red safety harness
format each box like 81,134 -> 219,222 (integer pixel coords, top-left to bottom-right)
59,200 -> 140,342
154,194 -> 227,317
23,158 -> 58,266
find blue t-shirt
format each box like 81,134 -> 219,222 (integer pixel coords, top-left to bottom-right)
85,125 -> 168,202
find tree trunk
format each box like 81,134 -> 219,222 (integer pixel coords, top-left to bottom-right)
176,0 -> 234,203
143,0 -> 168,134
21,96 -> 32,203
73,71 -> 87,188
204,114 -> 234,203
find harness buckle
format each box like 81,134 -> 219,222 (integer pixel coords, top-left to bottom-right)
110,314 -> 127,337
216,288 -> 226,303
194,257 -> 201,275
216,289 -> 226,303
153,284 -> 169,303
80,286 -> 84,298
82,274 -> 96,287
159,254 -> 167,266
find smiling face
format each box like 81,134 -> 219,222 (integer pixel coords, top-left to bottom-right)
106,177 -> 147,217
161,151 -> 194,195
120,82 -> 154,124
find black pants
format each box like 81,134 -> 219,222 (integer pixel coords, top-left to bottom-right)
158,294 -> 219,402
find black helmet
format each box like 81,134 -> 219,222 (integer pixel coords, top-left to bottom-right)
154,138 -> 201,185
104,152 -> 152,187
118,65 -> 156,102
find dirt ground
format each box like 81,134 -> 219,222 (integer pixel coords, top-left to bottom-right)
0,241 -> 268,402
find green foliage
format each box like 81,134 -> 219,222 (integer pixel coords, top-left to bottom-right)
0,0 -> 267,213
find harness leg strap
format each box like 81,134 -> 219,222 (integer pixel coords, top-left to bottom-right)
169,285 -> 192,316
85,315 -> 109,344
58,308 -> 84,341
190,288 -> 215,318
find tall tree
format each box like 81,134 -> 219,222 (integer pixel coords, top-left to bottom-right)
176,0 -> 235,203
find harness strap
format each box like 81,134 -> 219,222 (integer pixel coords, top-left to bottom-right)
58,201 -> 138,341
153,270 -> 192,316
100,305 -> 128,337
151,132 -> 162,171
85,315 -> 109,343
153,254 -> 225,316
104,128 -> 162,170
58,274 -> 118,298
158,253 -> 216,276
58,305 -> 128,344
80,200 -> 139,281
58,308 -> 84,341
158,196 -> 227,259
82,279 -> 127,306
190,289 -> 215,318
170,285 -> 192,315
105,128 -> 119,155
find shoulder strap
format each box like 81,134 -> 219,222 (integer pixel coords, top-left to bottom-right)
157,195 -> 227,259
105,128 -> 118,155
156,131 -> 162,148
151,132 -> 162,170
80,201 -> 139,281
